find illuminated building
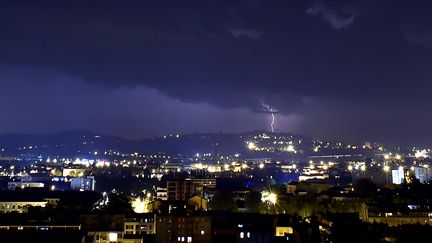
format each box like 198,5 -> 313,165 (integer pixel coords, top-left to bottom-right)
0,200 -> 47,213
156,187 -> 168,201
413,167 -> 432,183
167,179 -> 216,201
364,205 -> 432,226
155,215 -> 211,243
391,167 -> 405,184
275,226 -> 294,236
7,182 -> 44,190
124,215 -> 156,235
82,214 -> 127,242
62,168 -> 85,177
287,180 -> 329,194
70,176 -> 95,191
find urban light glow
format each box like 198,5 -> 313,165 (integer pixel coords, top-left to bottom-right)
131,195 -> 150,213
262,191 -> 277,205
247,142 -> 257,150
415,150 -> 428,159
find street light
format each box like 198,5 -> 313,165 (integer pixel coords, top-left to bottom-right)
262,191 -> 278,214
383,165 -> 390,184
262,191 -> 277,205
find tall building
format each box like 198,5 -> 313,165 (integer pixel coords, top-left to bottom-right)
167,179 -> 216,201
413,167 -> 432,183
392,167 -> 405,184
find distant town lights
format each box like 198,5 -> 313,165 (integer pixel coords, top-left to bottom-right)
415,150 -> 428,159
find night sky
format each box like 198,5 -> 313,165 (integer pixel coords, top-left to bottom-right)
1,0 -> 432,146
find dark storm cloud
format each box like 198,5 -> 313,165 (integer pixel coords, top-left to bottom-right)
1,0 -> 432,145
0,66 -> 303,138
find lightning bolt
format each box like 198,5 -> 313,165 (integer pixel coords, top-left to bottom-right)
261,102 -> 278,133
271,113 -> 275,132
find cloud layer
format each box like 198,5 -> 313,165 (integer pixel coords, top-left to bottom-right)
1,0 -> 432,145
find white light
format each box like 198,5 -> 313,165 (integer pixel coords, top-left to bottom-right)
108,232 -> 118,241
415,150 -> 428,159
131,196 -> 149,213
262,191 -> 277,204
247,142 -> 257,150
258,163 -> 265,169
286,145 -> 295,152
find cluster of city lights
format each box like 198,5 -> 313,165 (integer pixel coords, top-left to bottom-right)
261,191 -> 277,205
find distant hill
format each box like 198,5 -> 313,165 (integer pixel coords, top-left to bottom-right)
0,131 -> 139,157
0,130 -> 380,159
